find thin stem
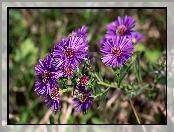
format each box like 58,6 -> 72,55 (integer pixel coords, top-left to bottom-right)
97,81 -> 119,89
60,87 -> 72,95
130,100 -> 141,124
130,100 -> 147,132
93,87 -> 110,99
121,9 -> 125,18
94,73 -> 102,82
82,61 -> 86,75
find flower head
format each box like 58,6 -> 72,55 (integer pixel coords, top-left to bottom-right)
45,87 -> 61,113
85,53 -> 94,61
128,31 -> 143,44
100,36 -> 134,68
51,36 -> 89,69
105,15 -> 136,39
77,25 -> 88,38
78,75 -> 90,86
72,85 -> 94,113
61,65 -> 74,79
100,38 -> 107,46
34,55 -> 63,96
70,25 -> 88,39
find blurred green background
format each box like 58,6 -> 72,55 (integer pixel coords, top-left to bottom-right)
9,8 -> 166,124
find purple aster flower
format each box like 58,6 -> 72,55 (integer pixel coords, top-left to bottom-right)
72,85 -> 94,113
80,52 -> 94,65
69,25 -> 88,39
77,25 -> 88,38
45,87 -> 61,113
61,65 -> 74,79
85,53 -> 93,61
100,38 -> 107,46
51,36 -> 89,69
105,15 -> 136,39
48,56 -> 75,79
100,36 -> 134,68
77,75 -> 90,86
128,31 -> 143,44
34,55 -> 63,96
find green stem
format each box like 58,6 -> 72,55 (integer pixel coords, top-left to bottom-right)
82,61 -> 86,75
94,73 -> 102,82
93,87 -> 111,99
121,9 -> 125,18
97,81 -> 119,89
60,87 -> 72,95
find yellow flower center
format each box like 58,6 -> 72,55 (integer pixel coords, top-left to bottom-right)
132,38 -> 137,44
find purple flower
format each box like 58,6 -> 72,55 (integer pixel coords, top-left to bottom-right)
80,52 -> 94,65
61,65 -> 74,79
100,36 -> 134,68
128,31 -> 143,44
105,15 -> 136,39
51,36 -> 89,69
77,75 -> 90,86
72,85 -> 94,113
45,87 -> 61,113
100,38 -> 113,48
70,25 -> 88,39
77,25 -> 88,38
48,57 -> 75,79
34,55 -> 63,96
100,38 -> 107,46
85,53 -> 93,61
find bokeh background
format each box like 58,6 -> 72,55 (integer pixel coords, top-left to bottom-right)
9,8 -> 166,124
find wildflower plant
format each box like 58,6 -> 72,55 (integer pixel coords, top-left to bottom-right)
34,15 -> 159,115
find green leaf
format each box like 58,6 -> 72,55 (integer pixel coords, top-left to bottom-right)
97,87 -> 110,109
123,84 -> 149,101
9,85 -> 13,93
94,81 -> 102,94
49,114 -> 55,124
134,54 -> 142,83
94,61 -> 103,82
91,117 -> 104,124
80,110 -> 94,124
113,66 -> 121,77
95,60 -> 99,73
145,49 -> 161,64
134,43 -> 146,52
157,76 -> 166,85
14,38 -> 38,66
67,116 -> 76,124
20,112 -> 28,124
93,60 -> 103,82
118,62 -> 133,87
28,100 -> 38,111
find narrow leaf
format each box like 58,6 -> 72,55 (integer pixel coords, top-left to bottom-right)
135,54 -> 142,83
118,62 -> 133,87
91,117 -> 104,124
94,61 -> 103,81
97,87 -> 110,109
157,76 -> 166,85
95,60 -> 99,73
123,84 -> 149,101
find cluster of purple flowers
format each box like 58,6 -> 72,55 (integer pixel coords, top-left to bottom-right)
35,26 -> 94,113
34,15 -> 144,114
100,15 -> 143,68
